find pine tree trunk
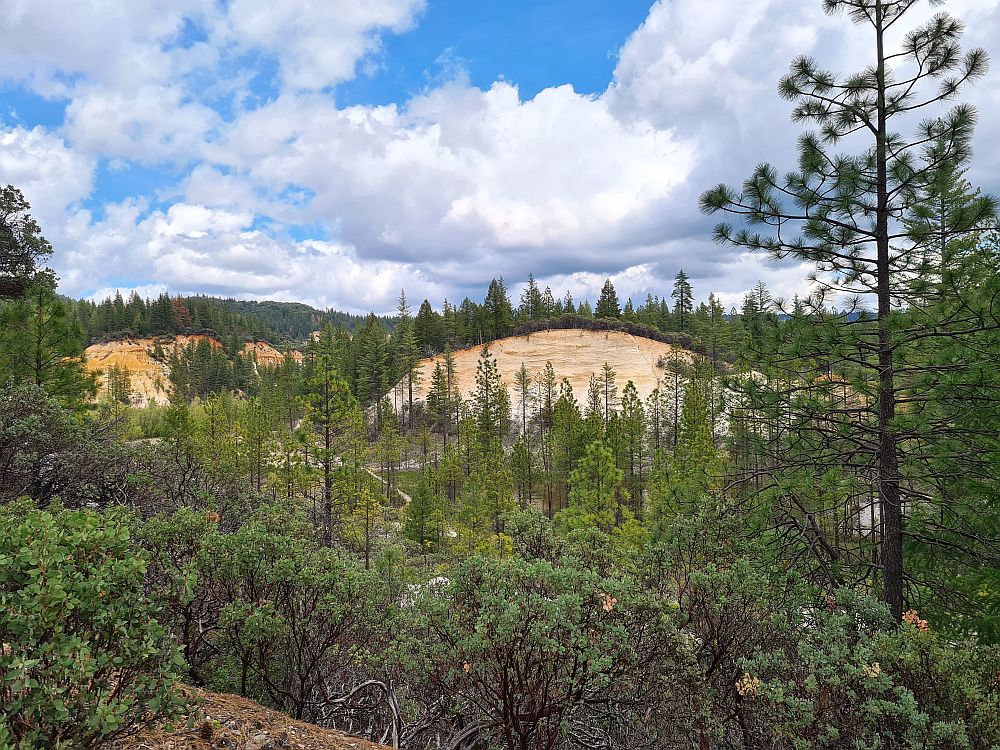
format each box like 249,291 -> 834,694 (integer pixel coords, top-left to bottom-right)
875,6 -> 904,621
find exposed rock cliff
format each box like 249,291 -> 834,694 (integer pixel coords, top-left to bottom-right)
84,336 -> 303,406
389,328 -> 696,407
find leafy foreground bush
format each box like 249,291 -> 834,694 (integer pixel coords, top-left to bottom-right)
400,553 -> 699,750
136,503 -> 391,721
388,511 -> 1000,750
0,504 -> 189,749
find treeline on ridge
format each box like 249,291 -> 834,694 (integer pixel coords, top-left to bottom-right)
74,292 -> 379,345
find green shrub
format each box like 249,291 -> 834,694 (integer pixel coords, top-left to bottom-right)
741,590 -> 1000,749
0,504 -> 189,749
401,553 -> 696,749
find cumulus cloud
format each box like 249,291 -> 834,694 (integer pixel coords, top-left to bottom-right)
219,0 -> 426,90
64,84 -> 221,164
205,82 -> 696,272
1,0 -> 999,312
58,201 -> 444,313
0,0 -> 211,96
0,125 -> 94,234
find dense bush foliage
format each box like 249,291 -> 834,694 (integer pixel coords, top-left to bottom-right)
136,503 -> 392,719
0,382 -> 128,507
399,550 -> 695,749
0,505 -> 188,748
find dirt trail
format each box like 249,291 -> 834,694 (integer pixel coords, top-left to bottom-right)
365,467 -> 412,505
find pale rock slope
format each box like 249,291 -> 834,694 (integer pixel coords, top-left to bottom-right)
393,328 -> 695,407
242,340 -> 302,368
84,336 -> 301,406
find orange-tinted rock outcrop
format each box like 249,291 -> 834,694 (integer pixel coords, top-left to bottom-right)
85,335 -> 304,406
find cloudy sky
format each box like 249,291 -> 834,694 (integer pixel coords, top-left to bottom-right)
1,0 -> 998,313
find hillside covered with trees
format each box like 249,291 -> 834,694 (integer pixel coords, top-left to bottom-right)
2,2 -> 1000,750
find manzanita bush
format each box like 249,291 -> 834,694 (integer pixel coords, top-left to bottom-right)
0,504 -> 189,749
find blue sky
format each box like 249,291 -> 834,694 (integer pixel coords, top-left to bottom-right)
1,0 -> 999,313
338,1 -> 655,105
2,0 -> 654,227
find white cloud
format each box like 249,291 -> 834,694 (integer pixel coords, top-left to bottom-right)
59,200 -> 443,313
2,0 -> 1000,313
0,125 -> 94,231
0,0 -> 212,96
219,0 -> 426,90
203,79 -> 697,284
64,84 -> 221,164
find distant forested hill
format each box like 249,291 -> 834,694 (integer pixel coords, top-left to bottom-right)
73,293 -> 389,345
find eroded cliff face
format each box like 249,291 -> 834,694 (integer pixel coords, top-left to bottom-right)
242,340 -> 303,368
84,336 -> 302,406
388,328 -> 696,408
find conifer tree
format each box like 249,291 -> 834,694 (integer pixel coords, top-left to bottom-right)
541,286 -> 556,317
392,290 -> 422,428
645,384 -> 669,459
702,292 -> 728,368
701,0 -> 996,619
562,290 -> 576,315
413,299 -> 443,352
671,270 -> 694,332
585,374 -> 604,430
444,347 -> 461,441
557,439 -> 633,536
0,276 -> 95,409
0,185 -> 52,299
477,446 -> 516,552
513,363 -> 533,438
598,362 -> 619,424
595,278 -> 621,320
440,441 -> 464,507
239,397 -> 272,493
511,437 -> 534,505
537,361 -> 558,515
441,299 -> 459,348
427,361 -> 450,441
351,484 -> 385,570
482,278 -> 514,341
519,273 -> 544,321
105,364 -> 132,410
171,298 -> 192,331
549,379 -> 583,512
304,332 -> 355,545
622,298 -> 636,322
471,345 -> 510,451
405,468 -> 442,552
355,314 -> 390,407
375,399 -> 404,501
620,380 -> 646,505
649,379 -> 720,529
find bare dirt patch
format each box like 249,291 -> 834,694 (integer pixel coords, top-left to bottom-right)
112,688 -> 389,750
